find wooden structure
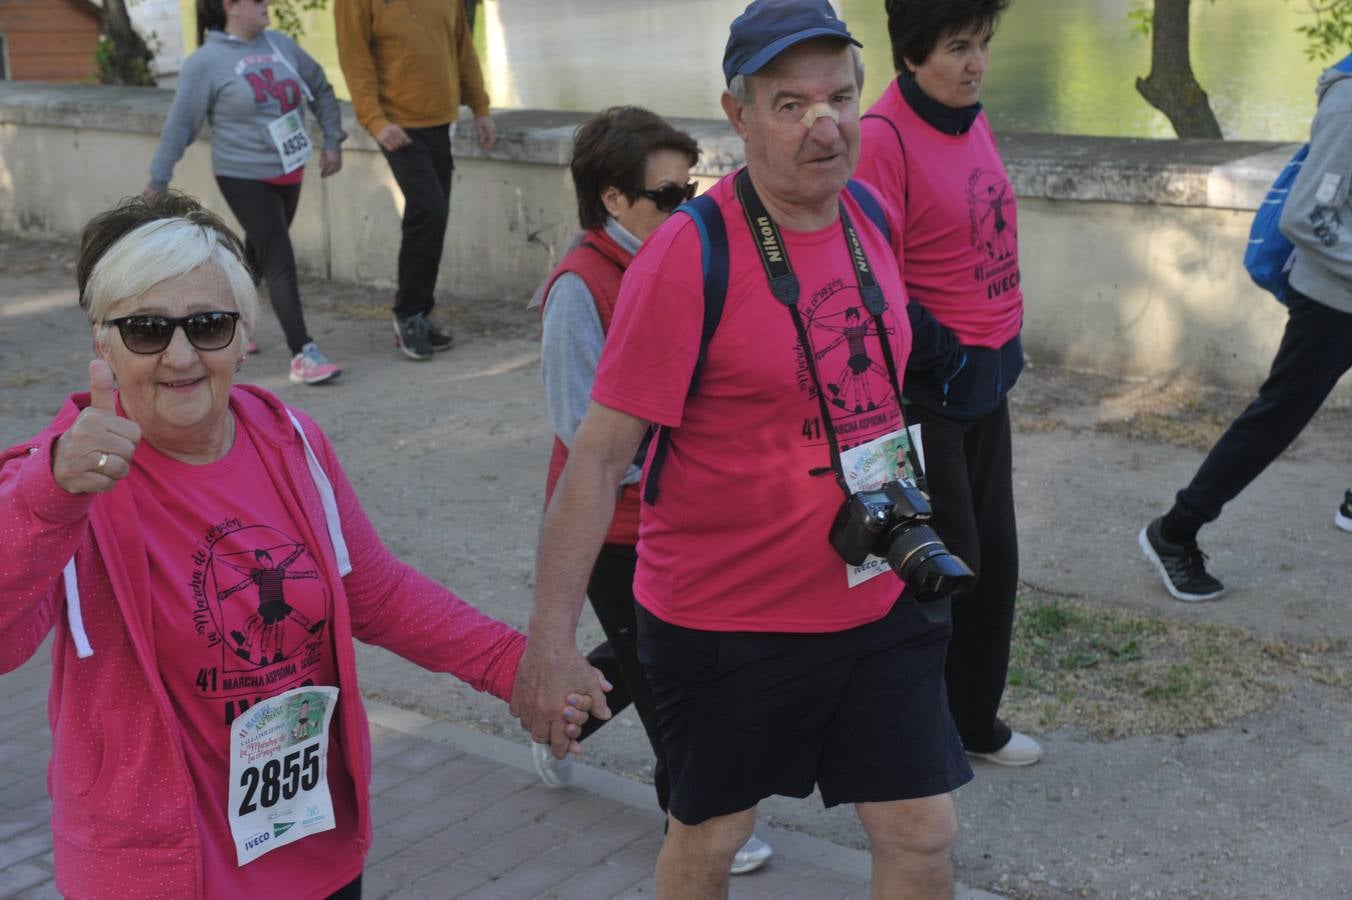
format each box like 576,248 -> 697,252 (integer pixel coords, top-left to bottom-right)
0,0 -> 103,82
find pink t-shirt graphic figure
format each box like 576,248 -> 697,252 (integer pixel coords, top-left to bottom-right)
815,305 -> 896,413
218,543 -> 326,666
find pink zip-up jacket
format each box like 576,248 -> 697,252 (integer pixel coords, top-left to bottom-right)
0,385 -> 525,899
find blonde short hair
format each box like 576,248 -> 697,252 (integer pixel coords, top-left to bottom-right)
77,193 -> 258,340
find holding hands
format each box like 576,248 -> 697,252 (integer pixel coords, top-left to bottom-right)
52,360 -> 142,495
511,641 -> 612,760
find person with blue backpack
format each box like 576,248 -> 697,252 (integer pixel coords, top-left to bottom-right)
512,1 -> 973,895
530,105 -> 774,876
1140,53 -> 1352,602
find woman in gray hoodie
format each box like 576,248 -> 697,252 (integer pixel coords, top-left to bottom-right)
146,0 -> 347,386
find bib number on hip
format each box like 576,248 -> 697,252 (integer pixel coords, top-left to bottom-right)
268,110 -> 313,174
228,685 -> 338,866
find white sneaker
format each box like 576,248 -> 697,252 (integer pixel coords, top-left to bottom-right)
730,835 -> 773,875
530,740 -> 573,788
1336,489 -> 1352,533
967,731 -> 1043,767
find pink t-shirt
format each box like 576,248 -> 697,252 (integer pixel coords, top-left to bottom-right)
593,172 -> 912,633
857,78 -> 1023,349
131,425 -> 362,899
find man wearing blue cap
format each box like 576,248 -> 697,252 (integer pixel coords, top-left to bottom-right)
513,1 -> 972,896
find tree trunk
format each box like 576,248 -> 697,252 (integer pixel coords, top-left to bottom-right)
1135,0 -> 1223,138
99,0 -> 156,86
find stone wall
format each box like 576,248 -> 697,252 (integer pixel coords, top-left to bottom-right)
1,81 -> 1346,402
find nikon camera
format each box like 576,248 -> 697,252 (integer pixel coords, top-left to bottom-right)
829,481 -> 975,604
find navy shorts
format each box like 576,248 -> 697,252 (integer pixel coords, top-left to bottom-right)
635,595 -> 973,826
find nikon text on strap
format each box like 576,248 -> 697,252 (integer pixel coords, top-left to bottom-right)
643,169 -> 917,504
731,167 -> 915,498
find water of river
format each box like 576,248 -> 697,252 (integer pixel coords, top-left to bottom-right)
236,0 -> 1332,140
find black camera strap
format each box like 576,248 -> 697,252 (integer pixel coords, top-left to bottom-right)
733,168 -> 921,498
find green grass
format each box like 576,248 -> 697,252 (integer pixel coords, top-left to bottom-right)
1001,592 -> 1349,740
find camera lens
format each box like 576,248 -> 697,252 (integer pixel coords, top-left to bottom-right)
884,523 -> 976,603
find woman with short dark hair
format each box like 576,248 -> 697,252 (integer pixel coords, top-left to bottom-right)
856,0 -> 1040,767
531,106 -> 773,875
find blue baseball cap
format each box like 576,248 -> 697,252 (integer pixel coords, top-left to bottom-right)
723,0 -> 861,85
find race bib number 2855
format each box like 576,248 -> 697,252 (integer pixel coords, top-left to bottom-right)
228,685 -> 339,866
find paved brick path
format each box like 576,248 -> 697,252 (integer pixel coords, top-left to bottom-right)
0,650 -> 59,900
0,648 -> 1001,898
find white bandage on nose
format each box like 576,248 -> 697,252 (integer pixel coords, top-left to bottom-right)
799,102 -> 840,128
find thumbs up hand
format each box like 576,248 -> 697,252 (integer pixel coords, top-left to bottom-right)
51,360 -> 144,495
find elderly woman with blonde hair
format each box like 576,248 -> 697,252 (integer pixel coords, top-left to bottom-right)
0,193 -> 601,900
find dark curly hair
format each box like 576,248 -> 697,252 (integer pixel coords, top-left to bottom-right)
570,107 -> 699,231
884,0 -> 1012,72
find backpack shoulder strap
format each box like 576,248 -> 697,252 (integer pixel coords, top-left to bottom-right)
860,112 -> 909,211
861,112 -> 905,151
845,179 -> 892,244
682,193 -> 729,394
642,193 -> 728,505
263,31 -> 315,103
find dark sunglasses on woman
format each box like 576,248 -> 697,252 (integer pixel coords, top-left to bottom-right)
639,181 -> 698,213
103,311 -> 241,355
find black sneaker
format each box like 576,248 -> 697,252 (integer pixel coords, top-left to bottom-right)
427,318 -> 454,351
1337,489 -> 1352,534
392,313 -> 434,360
1138,517 -> 1226,602
425,319 -> 455,352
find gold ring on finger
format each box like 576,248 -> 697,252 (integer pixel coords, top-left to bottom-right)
95,452 -> 110,474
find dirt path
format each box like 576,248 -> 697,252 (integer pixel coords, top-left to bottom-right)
3,235 -> 1349,899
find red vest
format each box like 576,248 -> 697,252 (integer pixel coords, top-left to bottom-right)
540,228 -> 640,545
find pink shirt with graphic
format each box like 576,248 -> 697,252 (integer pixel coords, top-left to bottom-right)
134,426 -> 361,897
593,172 -> 912,633
857,77 -> 1023,349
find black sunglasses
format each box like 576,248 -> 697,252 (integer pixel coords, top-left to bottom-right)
638,181 -> 697,213
103,311 -> 241,355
